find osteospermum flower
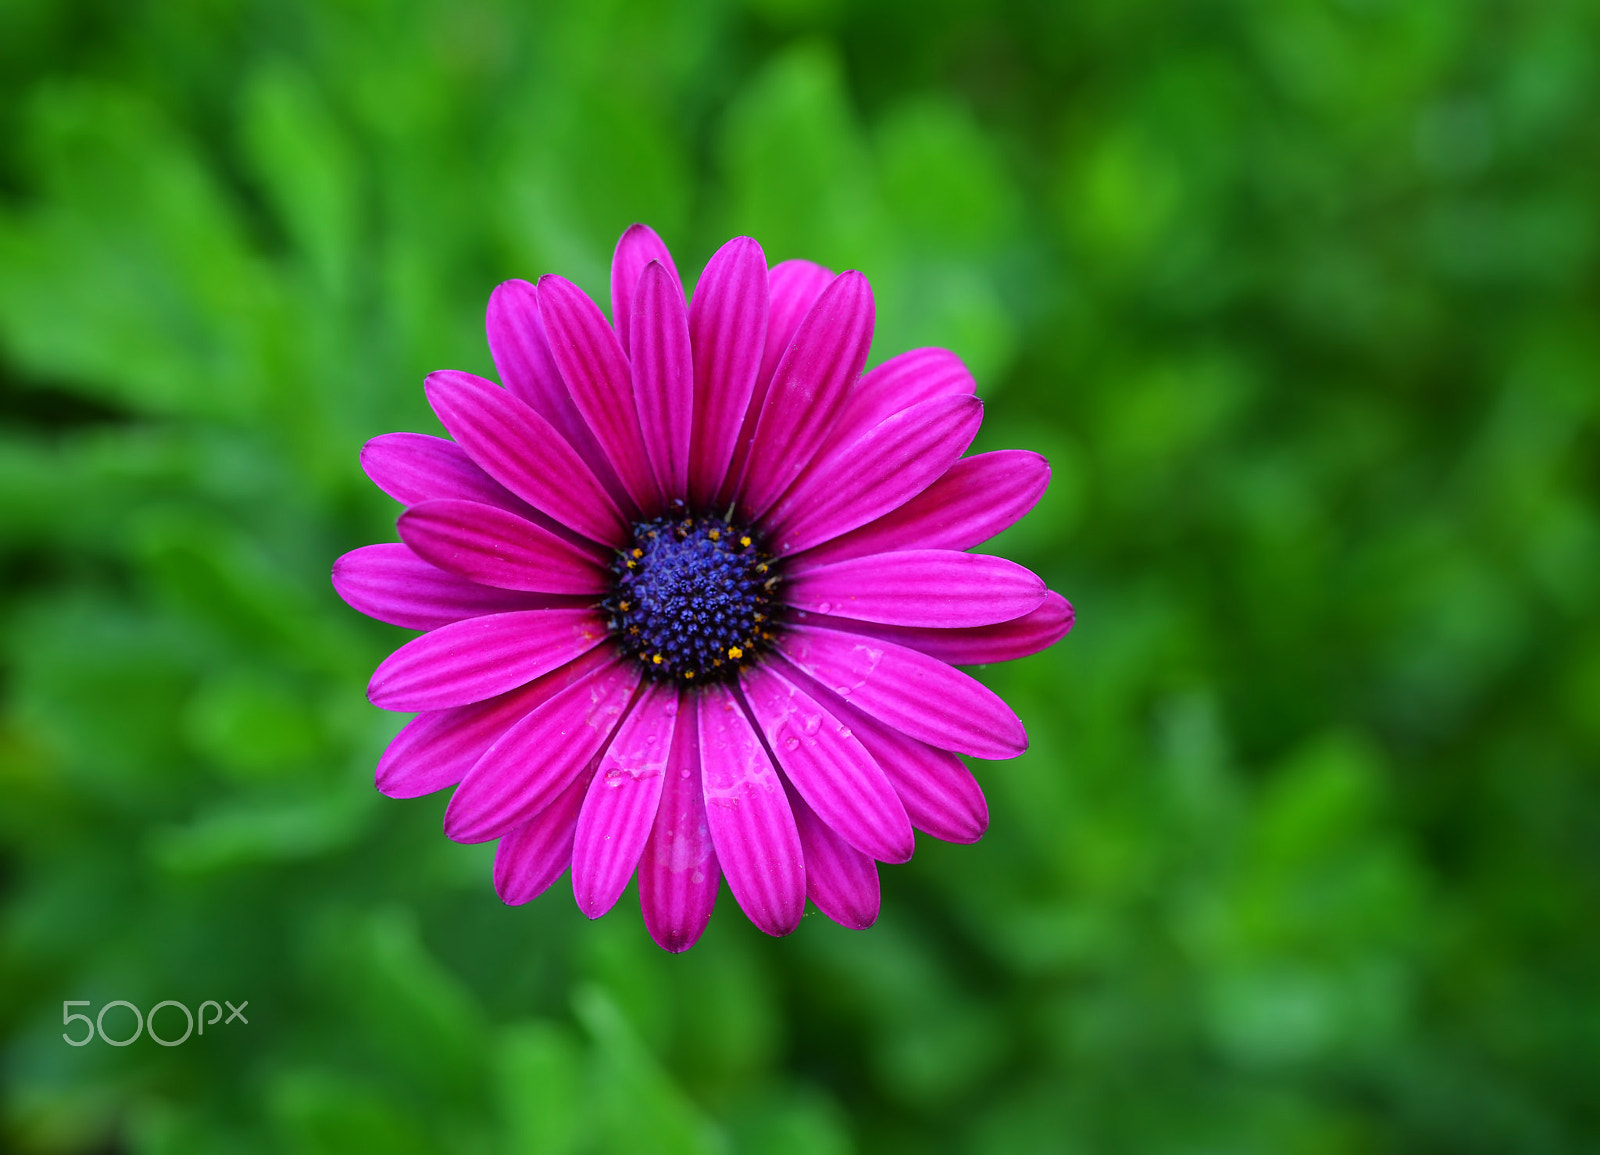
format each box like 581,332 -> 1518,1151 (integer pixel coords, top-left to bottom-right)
333,225 -> 1073,951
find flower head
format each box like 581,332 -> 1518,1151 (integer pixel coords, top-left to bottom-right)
334,225 -> 1073,951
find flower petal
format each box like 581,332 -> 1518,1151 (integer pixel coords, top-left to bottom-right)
639,696 -> 721,952
809,591 -> 1075,666
687,236 -> 767,507
776,623 -> 1026,760
362,432 -> 531,515
740,663 -> 913,863
444,658 -> 640,843
793,450 -> 1051,569
571,682 -> 679,919
376,648 -> 614,798
718,258 -> 834,507
787,783 -> 880,929
696,684 -> 805,936
610,223 -> 681,355
488,279 -> 632,507
767,394 -> 983,555
735,270 -> 874,519
784,549 -> 1046,628
538,274 -> 662,513
775,654 -> 989,843
630,261 -> 694,501
493,764 -> 595,905
398,499 -> 609,594
367,608 -> 607,711
819,347 -> 975,459
332,543 -> 564,631
425,369 -> 627,546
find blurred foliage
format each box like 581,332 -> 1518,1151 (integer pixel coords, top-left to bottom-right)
0,0 -> 1598,1151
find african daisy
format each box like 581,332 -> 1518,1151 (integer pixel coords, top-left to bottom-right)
333,225 -> 1073,951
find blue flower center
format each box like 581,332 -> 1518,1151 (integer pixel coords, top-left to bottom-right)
604,514 -> 779,684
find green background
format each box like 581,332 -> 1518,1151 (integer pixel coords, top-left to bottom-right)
2,0 -> 1598,1151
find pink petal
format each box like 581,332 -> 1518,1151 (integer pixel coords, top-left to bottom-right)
775,623 -> 1027,760
571,683 -> 679,918
494,764 -> 595,905
767,394 -> 983,556
444,658 -> 640,843
696,684 -> 805,936
776,654 -> 989,843
687,236 -> 767,507
718,258 -> 833,508
818,347 -> 975,459
397,499 -> 608,594
361,432 -> 532,516
537,274 -> 661,513
733,271 -> 874,518
424,370 -> 627,547
367,608 -> 608,712
793,450 -> 1050,570
610,224 -> 681,354
808,591 -> 1075,666
784,549 -> 1045,628
787,784 -> 880,929
332,543 -> 564,631
488,279 -> 632,508
639,697 -> 721,952
630,261 -> 694,501
740,663 -> 913,863
376,648 -> 614,798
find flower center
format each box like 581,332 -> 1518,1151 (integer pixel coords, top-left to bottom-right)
603,514 -> 779,684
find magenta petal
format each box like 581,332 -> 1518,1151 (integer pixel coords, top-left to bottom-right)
687,236 -> 767,507
376,648 -> 613,798
696,684 -> 805,936
571,683 -> 679,919
537,274 -> 662,513
332,544 -> 563,631
488,279 -> 632,508
425,370 -> 627,546
444,658 -> 640,843
362,432 -> 532,515
768,394 -> 983,556
788,784 -> 881,929
820,347 -> 975,459
740,663 -> 913,863
610,224 -> 681,355
785,549 -> 1045,628
639,697 -> 721,952
776,623 -> 1027,760
795,450 -> 1050,570
812,591 -> 1075,666
718,258 -> 834,507
398,499 -> 608,594
735,271 -> 874,518
367,608 -> 607,712
760,259 -> 837,392
494,764 -> 595,905
775,654 -> 989,843
630,261 -> 694,501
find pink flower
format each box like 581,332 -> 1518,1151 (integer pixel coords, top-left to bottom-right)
334,225 -> 1073,952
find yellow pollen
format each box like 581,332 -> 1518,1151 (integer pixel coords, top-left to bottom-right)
651,654 -> 663,665
684,670 -> 695,679
728,646 -> 743,660
708,528 -> 720,541
739,535 -> 752,547
618,600 -> 630,611
756,563 -> 768,574
631,548 -> 643,558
